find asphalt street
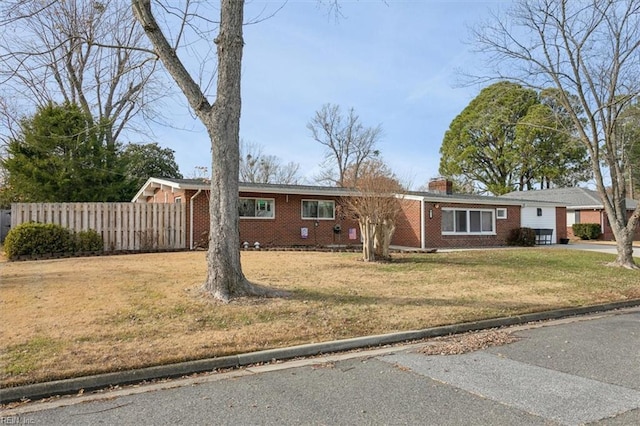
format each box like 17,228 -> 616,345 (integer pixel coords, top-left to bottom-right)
3,306 -> 639,425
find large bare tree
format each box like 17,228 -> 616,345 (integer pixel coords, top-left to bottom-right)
240,140 -> 301,185
474,0 -> 640,269
308,104 -> 382,187
132,0 -> 286,301
0,0 -> 161,151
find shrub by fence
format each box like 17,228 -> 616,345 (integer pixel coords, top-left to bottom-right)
10,203 -> 186,252
3,223 -> 104,260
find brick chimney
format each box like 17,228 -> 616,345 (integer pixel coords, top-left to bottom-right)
428,178 -> 453,195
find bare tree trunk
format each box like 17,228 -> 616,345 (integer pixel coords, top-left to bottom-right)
199,0 -> 248,300
473,0 -> 640,269
378,220 -> 395,260
607,209 -> 640,269
133,0 -> 287,301
360,219 -> 375,262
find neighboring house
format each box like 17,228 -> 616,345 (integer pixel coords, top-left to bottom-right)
501,187 -> 640,241
133,178 -> 566,250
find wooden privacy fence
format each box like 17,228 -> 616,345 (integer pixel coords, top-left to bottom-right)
11,203 -> 186,252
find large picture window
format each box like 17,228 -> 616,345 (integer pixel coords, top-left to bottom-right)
302,200 -> 335,220
239,198 -> 274,218
441,209 -> 495,235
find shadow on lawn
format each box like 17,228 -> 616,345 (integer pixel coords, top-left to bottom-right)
390,249 -> 609,270
290,288 -> 552,314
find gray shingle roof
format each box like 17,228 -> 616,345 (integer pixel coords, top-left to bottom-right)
134,177 -> 563,206
501,187 -> 638,209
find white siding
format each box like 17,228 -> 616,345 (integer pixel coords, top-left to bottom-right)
521,206 -> 557,243
566,209 -> 576,227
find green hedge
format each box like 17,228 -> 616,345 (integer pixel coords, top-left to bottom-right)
506,227 -> 536,247
572,223 -> 602,240
75,229 -> 103,252
4,222 -> 103,260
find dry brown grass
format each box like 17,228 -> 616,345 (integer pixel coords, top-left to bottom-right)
1,248 -> 639,387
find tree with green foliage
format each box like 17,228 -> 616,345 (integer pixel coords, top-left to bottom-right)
1,102 -> 124,203
617,99 -> 640,199
439,81 -> 538,195
439,81 -> 590,195
516,89 -> 592,189
120,142 -> 183,199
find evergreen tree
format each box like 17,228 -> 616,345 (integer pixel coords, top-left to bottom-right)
2,102 -> 125,202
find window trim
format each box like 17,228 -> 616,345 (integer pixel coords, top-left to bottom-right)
301,199 -> 336,220
174,197 -> 182,204
496,208 -> 507,219
239,197 -> 275,219
441,208 -> 496,235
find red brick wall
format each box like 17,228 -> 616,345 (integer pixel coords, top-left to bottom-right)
392,199 -> 422,248
428,179 -> 453,194
144,187 -> 183,203
183,189 -> 210,248
574,210 -> 605,239
600,210 -> 640,241
145,188 -> 561,249
237,192 -> 360,247
555,207 -> 567,241
423,202 -> 521,248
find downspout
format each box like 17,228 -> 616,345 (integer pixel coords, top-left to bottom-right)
421,198 -> 426,250
190,189 -> 202,250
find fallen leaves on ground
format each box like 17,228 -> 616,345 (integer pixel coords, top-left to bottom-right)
416,329 -> 520,356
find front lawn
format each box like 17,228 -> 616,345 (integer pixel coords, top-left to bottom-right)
1,249 -> 638,387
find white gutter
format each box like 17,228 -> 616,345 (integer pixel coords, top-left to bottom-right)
189,189 -> 202,250
420,198 -> 426,250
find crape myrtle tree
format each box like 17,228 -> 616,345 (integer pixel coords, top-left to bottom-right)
473,0 -> 640,268
341,159 -> 403,262
132,0 -> 291,301
308,104 -> 382,187
439,81 -> 590,195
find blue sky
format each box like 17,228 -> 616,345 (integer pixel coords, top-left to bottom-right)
155,1 -> 510,189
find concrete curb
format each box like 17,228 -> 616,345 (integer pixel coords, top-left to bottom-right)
2,298 -> 640,404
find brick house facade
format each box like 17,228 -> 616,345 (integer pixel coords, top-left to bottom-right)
133,178 -> 566,250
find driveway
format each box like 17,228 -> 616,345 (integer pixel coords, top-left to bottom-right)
5,307 -> 640,425
555,241 -> 639,257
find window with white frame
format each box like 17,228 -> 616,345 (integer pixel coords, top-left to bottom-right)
496,208 -> 507,219
441,209 -> 495,234
302,200 -> 335,220
238,198 -> 274,218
